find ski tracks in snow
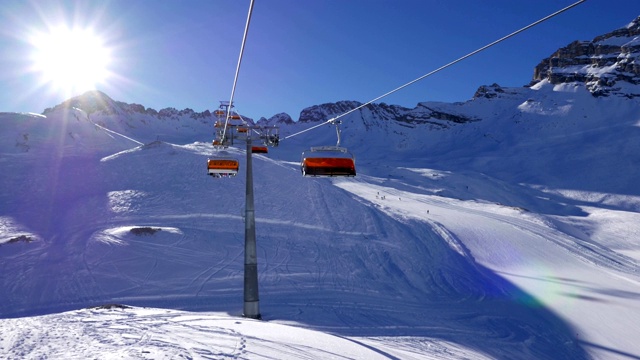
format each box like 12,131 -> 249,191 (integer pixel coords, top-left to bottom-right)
0,308 -> 248,360
337,175 -> 638,277
334,173 -> 640,358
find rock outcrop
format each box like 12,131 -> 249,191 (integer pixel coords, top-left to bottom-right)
531,16 -> 640,97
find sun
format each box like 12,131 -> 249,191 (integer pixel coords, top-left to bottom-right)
30,26 -> 111,96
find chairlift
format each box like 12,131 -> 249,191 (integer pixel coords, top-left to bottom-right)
212,134 -> 230,147
251,145 -> 268,154
301,147 -> 355,176
300,120 -> 356,177
207,158 -> 239,177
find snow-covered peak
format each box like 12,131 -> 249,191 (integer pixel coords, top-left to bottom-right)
256,112 -> 294,126
531,15 -> 640,98
297,100 -> 363,123
42,90 -> 121,115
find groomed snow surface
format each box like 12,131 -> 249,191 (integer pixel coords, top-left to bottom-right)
1,83 -> 640,359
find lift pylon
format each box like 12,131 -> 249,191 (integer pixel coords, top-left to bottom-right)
206,101 -> 279,320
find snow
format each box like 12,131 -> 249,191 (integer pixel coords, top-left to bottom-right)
1,84 -> 640,359
595,35 -> 640,47
0,306 -> 405,359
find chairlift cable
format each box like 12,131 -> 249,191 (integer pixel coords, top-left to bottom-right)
221,0 -> 255,144
208,1 -> 254,178
283,0 -> 587,141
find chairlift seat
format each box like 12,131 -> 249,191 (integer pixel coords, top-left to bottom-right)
251,146 -> 268,154
301,146 -> 356,177
207,158 -> 239,177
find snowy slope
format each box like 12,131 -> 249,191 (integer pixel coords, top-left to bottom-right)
2,79 -> 640,359
0,306 -> 500,360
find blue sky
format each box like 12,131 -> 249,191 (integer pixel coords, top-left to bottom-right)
0,1 -> 638,120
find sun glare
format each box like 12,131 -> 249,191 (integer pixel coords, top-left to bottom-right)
30,27 -> 111,96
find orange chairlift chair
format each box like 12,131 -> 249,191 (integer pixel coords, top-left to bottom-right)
207,158 -> 239,177
300,120 -> 355,177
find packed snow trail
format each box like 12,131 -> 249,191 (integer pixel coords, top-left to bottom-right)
334,173 -> 640,359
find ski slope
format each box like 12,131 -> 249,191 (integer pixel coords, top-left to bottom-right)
2,83 -> 640,359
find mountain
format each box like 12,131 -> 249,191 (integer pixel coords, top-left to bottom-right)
38,90 -> 218,146
2,18 -> 640,359
531,16 -> 640,97
256,112 -> 294,126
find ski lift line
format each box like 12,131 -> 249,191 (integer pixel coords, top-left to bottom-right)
237,113 -> 261,136
71,107 -> 144,145
93,122 -> 144,145
232,110 -> 270,138
283,121 -> 332,140
221,0 -> 255,144
212,103 -> 281,149
282,0 -> 587,142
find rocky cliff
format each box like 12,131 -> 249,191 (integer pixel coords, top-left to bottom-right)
531,16 -> 640,97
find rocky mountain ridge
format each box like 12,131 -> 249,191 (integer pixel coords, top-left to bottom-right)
531,15 -> 640,97
33,16 -> 640,141
43,90 -> 216,121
